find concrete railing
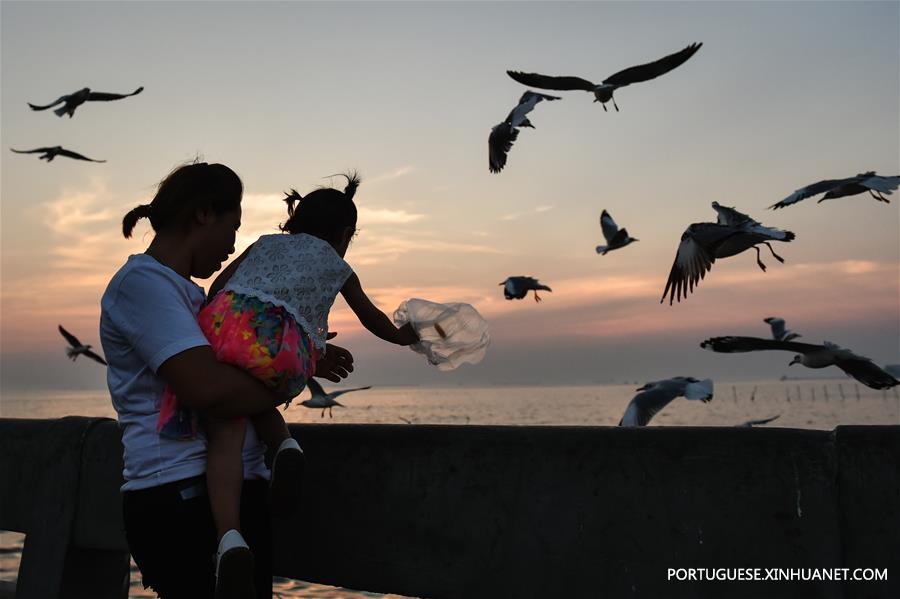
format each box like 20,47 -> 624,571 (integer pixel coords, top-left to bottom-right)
0,417 -> 897,598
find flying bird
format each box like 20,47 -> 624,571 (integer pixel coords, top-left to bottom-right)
763,317 -> 800,342
618,377 -> 714,427
770,172 -> 900,209
507,42 -> 702,112
596,210 -> 638,255
58,325 -> 107,365
28,86 -> 144,118
737,414 -> 781,427
700,337 -> 900,390
489,91 -> 561,173
499,276 -> 552,302
11,146 -> 106,163
299,378 -> 372,418
660,202 -> 795,304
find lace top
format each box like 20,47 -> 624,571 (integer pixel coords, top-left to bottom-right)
223,233 -> 353,351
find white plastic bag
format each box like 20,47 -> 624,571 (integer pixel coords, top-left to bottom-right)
393,298 -> 490,371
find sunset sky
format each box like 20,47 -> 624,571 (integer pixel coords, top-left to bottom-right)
1,1 -> 898,393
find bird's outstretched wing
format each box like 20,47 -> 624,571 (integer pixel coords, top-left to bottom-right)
835,358 -> 899,390
660,223 -> 727,305
57,148 -> 106,163
609,228 -> 630,247
507,91 -> 561,127
488,123 -> 518,173
860,174 -> 900,195
619,387 -> 675,427
699,336 -> 822,354
306,377 -> 326,398
739,414 -> 780,427
600,210 -> 619,244
10,147 -> 51,154
58,325 -> 82,348
603,42 -> 703,87
711,202 -> 754,227
769,178 -> 845,209
328,386 -> 373,400
28,96 -> 67,111
83,349 -> 108,366
506,71 -> 596,92
765,317 -> 787,339
87,87 -> 144,102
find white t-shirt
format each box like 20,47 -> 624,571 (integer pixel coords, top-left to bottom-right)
223,233 -> 354,352
100,254 -> 269,491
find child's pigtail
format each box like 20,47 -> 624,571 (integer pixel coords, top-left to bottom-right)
342,171 -> 361,200
122,204 -> 153,238
283,189 -> 303,217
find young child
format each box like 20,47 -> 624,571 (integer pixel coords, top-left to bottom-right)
157,172 -> 419,591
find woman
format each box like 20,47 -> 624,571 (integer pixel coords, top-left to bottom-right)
100,161 -> 353,598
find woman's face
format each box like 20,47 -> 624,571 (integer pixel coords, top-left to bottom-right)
191,206 -> 241,279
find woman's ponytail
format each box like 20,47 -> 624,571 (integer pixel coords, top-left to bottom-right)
122,204 -> 153,238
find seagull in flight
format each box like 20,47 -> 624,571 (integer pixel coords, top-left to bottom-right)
58,325 -> 107,365
700,337 -> 900,390
618,377 -> 714,426
770,172 -> 900,209
507,42 -> 702,112
299,378 -> 372,418
737,414 -> 781,427
596,210 -> 638,255
660,202 -> 795,304
499,276 -> 552,302
11,146 -> 106,163
28,86 -> 144,118
763,317 -> 800,342
489,91 -> 561,173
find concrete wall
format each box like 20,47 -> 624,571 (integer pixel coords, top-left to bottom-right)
0,417 -> 897,598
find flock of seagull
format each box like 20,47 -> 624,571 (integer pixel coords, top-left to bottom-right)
29,41 -> 900,425
488,42 -> 899,425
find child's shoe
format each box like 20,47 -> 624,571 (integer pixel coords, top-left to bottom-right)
269,438 -> 305,516
215,529 -> 255,599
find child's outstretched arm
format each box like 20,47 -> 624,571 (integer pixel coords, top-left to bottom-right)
341,273 -> 418,345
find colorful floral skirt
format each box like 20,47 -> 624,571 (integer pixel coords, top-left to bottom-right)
157,291 -> 317,440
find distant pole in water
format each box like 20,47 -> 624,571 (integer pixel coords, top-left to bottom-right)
785,387 -> 791,402
811,387 -> 816,401
732,385 -> 737,402
796,385 -> 802,401
750,385 -> 757,402
823,386 -> 829,401
838,384 -> 845,400
855,384 -> 861,401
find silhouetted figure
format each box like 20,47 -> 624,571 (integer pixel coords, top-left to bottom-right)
500,276 -> 552,302
58,325 -> 107,365
770,172 -> 899,209
701,337 -> 900,390
507,43 -> 702,111
619,377 -> 713,426
300,378 -> 372,418
11,146 -> 105,162
661,202 -> 794,304
489,91 -> 560,173
596,210 -> 638,255
28,86 -> 143,118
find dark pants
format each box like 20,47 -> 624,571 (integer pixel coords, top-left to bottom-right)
122,476 -> 273,598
